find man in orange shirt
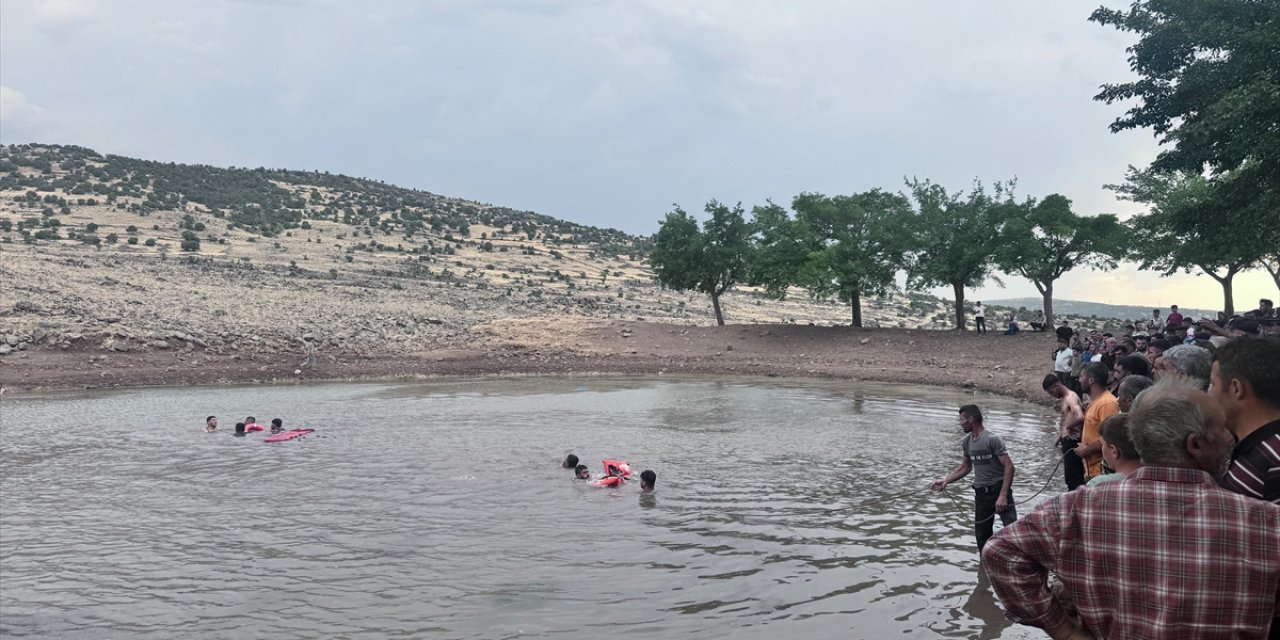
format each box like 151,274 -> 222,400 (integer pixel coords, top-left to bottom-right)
1075,362 -> 1120,480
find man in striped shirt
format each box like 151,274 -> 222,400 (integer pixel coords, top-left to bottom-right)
1213,336 -> 1280,503
982,378 -> 1280,639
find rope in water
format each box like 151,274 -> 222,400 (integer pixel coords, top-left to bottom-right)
862,449 -> 1073,525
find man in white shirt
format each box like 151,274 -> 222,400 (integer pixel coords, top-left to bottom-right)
974,302 -> 987,335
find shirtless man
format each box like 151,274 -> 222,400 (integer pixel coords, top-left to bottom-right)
1043,375 -> 1085,490
205,416 -> 218,433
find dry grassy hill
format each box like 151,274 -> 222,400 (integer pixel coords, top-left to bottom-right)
2,144 -> 982,359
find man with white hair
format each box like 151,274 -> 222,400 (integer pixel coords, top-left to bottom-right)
1153,344 -> 1213,390
982,378 -> 1280,639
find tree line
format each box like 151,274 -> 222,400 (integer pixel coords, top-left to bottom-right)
652,0 -> 1280,327
649,180 -> 1128,329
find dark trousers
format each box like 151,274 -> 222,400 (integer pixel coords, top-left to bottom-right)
975,484 -> 1017,551
1060,437 -> 1085,490
975,317 -> 987,334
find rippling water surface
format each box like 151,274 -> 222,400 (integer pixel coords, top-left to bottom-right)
1,376 -> 1058,639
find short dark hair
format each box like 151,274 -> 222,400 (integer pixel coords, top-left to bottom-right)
563,454 -> 579,468
1149,338 -> 1172,351
959,404 -> 983,423
1099,414 -> 1139,460
271,418 -> 282,427
1119,374 -> 1154,400
1082,362 -> 1110,387
1214,336 -> 1280,407
246,416 -> 256,423
1042,374 -> 1062,391
1117,354 -> 1152,378
640,469 -> 657,488
235,422 -> 246,432
574,464 -> 589,477
206,415 -> 216,423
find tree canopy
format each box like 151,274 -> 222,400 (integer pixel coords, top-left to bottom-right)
904,179 -> 1004,330
994,193 -> 1125,325
648,200 -> 751,325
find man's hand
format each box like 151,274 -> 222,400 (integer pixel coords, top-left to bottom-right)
1073,444 -> 1088,458
930,479 -> 947,492
996,493 -> 1010,512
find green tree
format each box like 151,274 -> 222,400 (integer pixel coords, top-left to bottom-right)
1092,0 -> 1280,271
903,179 -> 1006,330
994,194 -> 1124,326
649,200 -> 750,326
1109,166 -> 1269,316
752,191 -> 909,327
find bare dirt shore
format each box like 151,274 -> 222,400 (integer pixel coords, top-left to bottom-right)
0,317 -> 1059,406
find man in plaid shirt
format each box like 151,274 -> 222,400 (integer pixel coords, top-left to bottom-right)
982,378 -> 1280,639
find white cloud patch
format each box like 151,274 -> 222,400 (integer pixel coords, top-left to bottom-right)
0,85 -> 46,129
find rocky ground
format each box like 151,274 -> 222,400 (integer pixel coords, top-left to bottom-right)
0,313 -> 1060,407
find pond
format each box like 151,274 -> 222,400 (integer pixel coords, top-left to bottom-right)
0,375 -> 1058,639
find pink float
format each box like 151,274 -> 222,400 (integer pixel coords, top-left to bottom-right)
264,428 -> 314,442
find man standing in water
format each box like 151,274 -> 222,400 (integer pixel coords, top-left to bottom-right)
931,404 -> 1017,551
1043,376 -> 1085,490
205,416 -> 218,432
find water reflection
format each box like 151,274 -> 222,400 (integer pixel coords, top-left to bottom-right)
0,376 -> 1052,639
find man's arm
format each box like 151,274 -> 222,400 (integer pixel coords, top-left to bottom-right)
931,456 -> 972,491
1073,439 -> 1103,458
982,499 -> 1090,638
995,453 -> 1015,512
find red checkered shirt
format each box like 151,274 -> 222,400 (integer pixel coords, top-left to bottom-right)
982,465 -> 1280,639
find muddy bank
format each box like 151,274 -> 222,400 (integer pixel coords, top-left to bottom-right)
0,319 -> 1060,406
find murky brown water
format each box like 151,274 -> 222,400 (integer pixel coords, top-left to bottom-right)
0,376 -> 1056,639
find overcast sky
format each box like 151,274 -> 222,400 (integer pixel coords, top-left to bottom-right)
1,0 -> 1273,311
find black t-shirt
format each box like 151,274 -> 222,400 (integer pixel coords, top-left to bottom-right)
1056,326 -> 1073,341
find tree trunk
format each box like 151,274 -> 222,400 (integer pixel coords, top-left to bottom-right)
1264,257 -> 1280,296
1042,282 -> 1054,328
850,290 -> 863,328
711,291 -> 725,326
1221,274 -> 1235,318
952,282 -> 966,331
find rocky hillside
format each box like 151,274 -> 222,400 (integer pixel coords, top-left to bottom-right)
3,143 -> 997,360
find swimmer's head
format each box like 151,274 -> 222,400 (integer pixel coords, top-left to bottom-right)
234,422 -> 246,434
206,415 -> 217,427
271,418 -> 282,428
563,454 -> 579,469
640,470 -> 657,492
575,464 -> 590,480
245,416 -> 256,424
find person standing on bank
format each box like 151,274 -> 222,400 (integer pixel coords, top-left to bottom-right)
974,302 -> 987,335
931,404 -> 1017,551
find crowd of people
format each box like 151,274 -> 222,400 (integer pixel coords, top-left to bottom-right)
932,299 -> 1280,638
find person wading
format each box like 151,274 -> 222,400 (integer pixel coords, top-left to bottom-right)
931,404 -> 1018,551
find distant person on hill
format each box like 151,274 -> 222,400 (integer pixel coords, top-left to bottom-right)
974,302 -> 987,335
1086,414 -> 1143,485
1029,310 -> 1046,332
205,416 -> 218,433
1043,375 -> 1085,490
1055,320 -> 1073,343
563,454 -> 580,469
574,464 -> 591,480
931,404 -> 1017,551
640,470 -> 657,492
234,422 -> 247,437
1149,309 -> 1165,334
1166,305 -> 1184,327
1053,338 -> 1075,391
1004,314 -> 1020,335
270,418 -> 284,434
